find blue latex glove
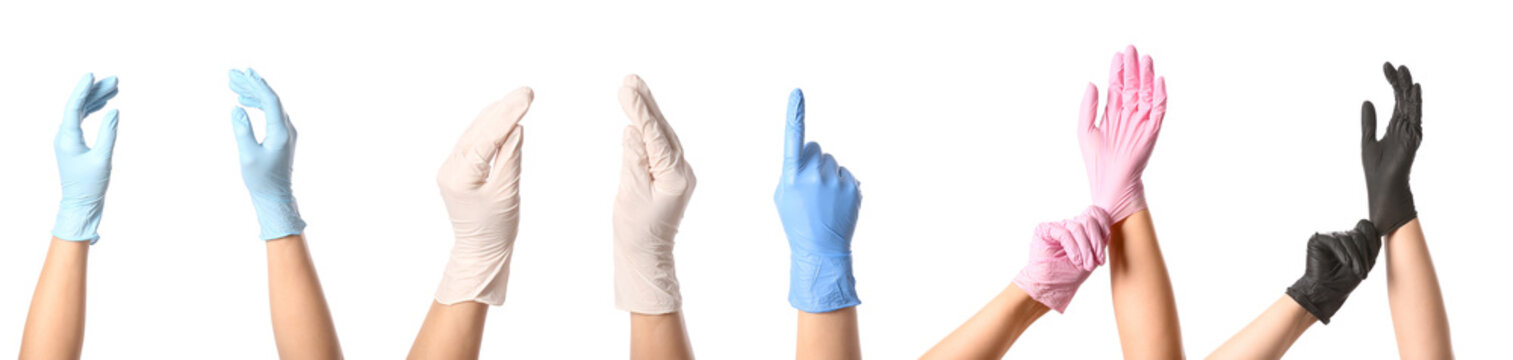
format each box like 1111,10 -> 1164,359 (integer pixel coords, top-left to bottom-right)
228,68 -> 305,240
774,89 -> 863,313
53,73 -> 120,244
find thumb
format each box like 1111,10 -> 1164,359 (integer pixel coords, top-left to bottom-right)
484,125 -> 525,196
1078,83 -> 1099,133
231,107 -> 260,154
620,125 -> 652,192
92,110 -> 120,157
1361,101 -> 1378,146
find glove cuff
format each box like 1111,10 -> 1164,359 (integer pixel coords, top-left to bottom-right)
52,199 -> 104,245
435,241 -> 514,306
1371,203 -> 1417,236
1286,278 -> 1349,325
788,251 -> 860,313
1100,181 -> 1147,223
250,194 -> 306,240
1012,264 -> 1091,314
613,241 -> 683,315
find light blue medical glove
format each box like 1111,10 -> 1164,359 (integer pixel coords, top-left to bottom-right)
228,68 -> 305,240
774,89 -> 863,313
53,73 -> 120,244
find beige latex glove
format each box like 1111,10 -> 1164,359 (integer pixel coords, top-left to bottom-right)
434,87 -> 533,306
614,75 -> 696,314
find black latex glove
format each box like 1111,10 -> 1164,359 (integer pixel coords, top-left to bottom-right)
1286,220 -> 1382,324
1361,62 -> 1423,235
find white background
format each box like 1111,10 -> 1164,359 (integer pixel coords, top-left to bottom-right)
1,1 -> 1508,358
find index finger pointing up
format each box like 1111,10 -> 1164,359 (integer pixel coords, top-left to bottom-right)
784,88 -> 806,174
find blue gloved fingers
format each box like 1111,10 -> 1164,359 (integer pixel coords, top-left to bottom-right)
57,73 -> 97,152
838,166 -> 858,187
228,68 -> 291,143
227,69 -> 266,107
91,110 -> 120,158
230,107 -> 261,153
81,76 -> 119,116
819,153 -> 839,179
445,87 -> 533,189
620,125 -> 653,192
784,88 -> 806,176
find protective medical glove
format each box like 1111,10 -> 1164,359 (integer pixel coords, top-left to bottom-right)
776,89 -> 862,313
53,73 -> 120,244
614,75 -> 696,314
1012,206 -> 1112,313
229,69 -> 305,240
1078,45 -> 1168,223
1286,220 -> 1381,324
435,87 -> 533,306
1361,62 -> 1422,235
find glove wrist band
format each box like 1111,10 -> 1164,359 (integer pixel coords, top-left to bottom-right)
250,194 -> 305,240
788,250 -> 860,313
52,200 -> 104,244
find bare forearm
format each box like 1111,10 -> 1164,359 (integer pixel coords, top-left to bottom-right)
19,238 -> 91,360
1383,219 -> 1453,358
922,284 -> 1049,359
1108,210 -> 1184,358
797,307 -> 861,360
1207,296 -> 1315,359
408,301 -> 489,360
630,312 -> 694,360
266,235 -> 343,359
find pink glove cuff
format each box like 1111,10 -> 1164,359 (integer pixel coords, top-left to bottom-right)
1013,206 -> 1113,313
1097,181 -> 1146,224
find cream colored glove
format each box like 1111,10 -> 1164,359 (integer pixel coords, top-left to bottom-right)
434,87 -> 533,306
614,75 -> 696,314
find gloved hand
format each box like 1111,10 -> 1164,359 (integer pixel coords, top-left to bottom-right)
1078,45 -> 1168,223
1012,206 -> 1112,313
775,89 -> 863,313
53,73 -> 120,244
614,75 -> 696,314
1286,220 -> 1381,324
229,69 -> 306,240
1361,62 -> 1422,235
435,87 -> 533,306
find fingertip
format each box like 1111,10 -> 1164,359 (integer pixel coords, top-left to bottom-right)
787,88 -> 806,124
231,106 -> 249,121
618,84 -> 641,123
623,74 -> 644,88
506,86 -> 535,111
97,75 -> 119,89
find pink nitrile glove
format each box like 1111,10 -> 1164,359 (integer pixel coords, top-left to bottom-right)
1078,45 -> 1168,223
1012,206 -> 1113,313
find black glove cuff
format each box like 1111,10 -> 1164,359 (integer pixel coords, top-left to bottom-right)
1286,279 -> 1348,325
